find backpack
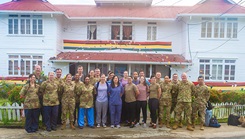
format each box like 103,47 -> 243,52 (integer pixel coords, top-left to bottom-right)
228,113 -> 241,126
206,101 -> 213,110
209,116 -> 221,128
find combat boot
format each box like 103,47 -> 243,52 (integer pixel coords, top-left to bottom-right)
192,123 -> 195,128
166,122 -> 171,128
187,124 -> 194,131
159,119 -> 163,128
178,122 -> 183,128
61,123 -> 66,130
70,123 -> 76,130
200,123 -> 204,130
172,122 -> 178,130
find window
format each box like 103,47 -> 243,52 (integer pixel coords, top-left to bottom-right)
8,54 -> 43,76
147,22 -> 157,41
199,59 -> 236,81
8,15 -> 43,35
111,22 -> 133,40
201,17 -> 238,39
87,21 -> 97,40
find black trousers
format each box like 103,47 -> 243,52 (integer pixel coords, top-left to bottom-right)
73,102 -> 80,125
57,103 -> 62,125
136,100 -> 147,123
148,98 -> 159,124
125,101 -> 137,123
121,94 -> 126,122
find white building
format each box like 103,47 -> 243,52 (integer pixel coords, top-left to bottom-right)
0,0 -> 244,84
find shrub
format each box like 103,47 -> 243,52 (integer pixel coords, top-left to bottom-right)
8,86 -> 24,105
209,89 -> 222,103
222,90 -> 245,105
0,80 -> 15,99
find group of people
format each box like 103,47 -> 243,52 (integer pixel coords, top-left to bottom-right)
19,64 -> 210,133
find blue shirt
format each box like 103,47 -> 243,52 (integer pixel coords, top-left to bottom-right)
109,85 -> 124,105
132,79 -> 140,85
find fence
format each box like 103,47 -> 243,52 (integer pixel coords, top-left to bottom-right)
212,102 -> 245,119
0,102 -> 245,122
0,102 -> 24,122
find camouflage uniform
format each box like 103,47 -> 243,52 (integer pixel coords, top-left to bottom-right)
39,80 -> 60,106
192,84 -> 210,125
171,80 -> 179,114
20,84 -> 40,109
61,82 -> 76,124
74,81 -> 84,125
156,79 -> 163,85
89,77 -> 97,86
159,82 -> 173,124
19,84 -> 40,133
174,81 -> 195,125
54,77 -> 64,125
77,84 -> 96,108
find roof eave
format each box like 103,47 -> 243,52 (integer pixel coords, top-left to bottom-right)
68,17 -> 176,21
0,10 -> 64,15
177,13 -> 245,17
48,59 -> 191,65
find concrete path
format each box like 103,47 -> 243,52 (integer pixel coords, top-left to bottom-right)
0,123 -> 244,139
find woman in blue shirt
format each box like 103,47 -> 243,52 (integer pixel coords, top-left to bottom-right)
109,75 -> 124,128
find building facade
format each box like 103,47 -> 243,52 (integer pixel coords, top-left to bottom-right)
0,0 -> 244,83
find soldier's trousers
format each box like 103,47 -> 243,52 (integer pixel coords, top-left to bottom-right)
73,102 -> 80,125
24,108 -> 40,133
159,98 -> 172,122
43,105 -> 59,130
192,103 -> 206,124
174,102 -> 192,125
62,101 -> 75,124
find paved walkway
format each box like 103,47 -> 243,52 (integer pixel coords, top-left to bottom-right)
0,123 -> 244,139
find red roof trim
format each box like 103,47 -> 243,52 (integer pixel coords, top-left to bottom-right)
63,40 -> 171,45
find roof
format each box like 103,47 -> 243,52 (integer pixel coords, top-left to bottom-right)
50,52 -> 190,64
0,0 -> 61,12
56,5 -> 188,19
180,0 -> 245,15
94,0 -> 153,6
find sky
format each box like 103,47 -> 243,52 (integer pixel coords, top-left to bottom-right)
0,0 -> 244,6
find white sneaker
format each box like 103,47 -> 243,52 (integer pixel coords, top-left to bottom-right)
135,123 -> 140,127
143,123 -> 147,128
97,124 -> 100,128
116,125 -> 121,128
111,125 -> 114,128
103,124 -> 107,128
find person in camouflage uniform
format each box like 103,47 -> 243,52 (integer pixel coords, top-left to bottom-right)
54,68 -> 64,125
39,72 -> 60,132
60,74 -> 76,130
89,70 -> 97,86
171,73 -> 183,127
77,75 -> 96,129
28,65 -> 46,129
73,73 -> 84,125
156,72 -> 163,85
172,73 -> 195,131
192,76 -> 210,130
159,75 -> 173,128
94,68 -> 101,83
20,74 -> 40,133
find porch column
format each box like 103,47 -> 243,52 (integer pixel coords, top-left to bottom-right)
150,64 -> 152,77
88,63 -> 90,73
128,64 -> 131,76
108,63 -> 111,71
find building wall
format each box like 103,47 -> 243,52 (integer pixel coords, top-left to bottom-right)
0,14 -> 59,76
184,16 -> 245,82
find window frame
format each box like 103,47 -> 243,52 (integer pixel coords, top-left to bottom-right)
147,22 -> 157,41
199,59 -> 236,81
8,54 -> 43,76
111,22 -> 133,41
8,14 -> 43,36
200,17 -> 238,39
87,21 -> 97,40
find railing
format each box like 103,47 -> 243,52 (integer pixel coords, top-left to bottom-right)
0,102 -> 24,121
0,102 -> 244,121
212,102 -> 245,119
